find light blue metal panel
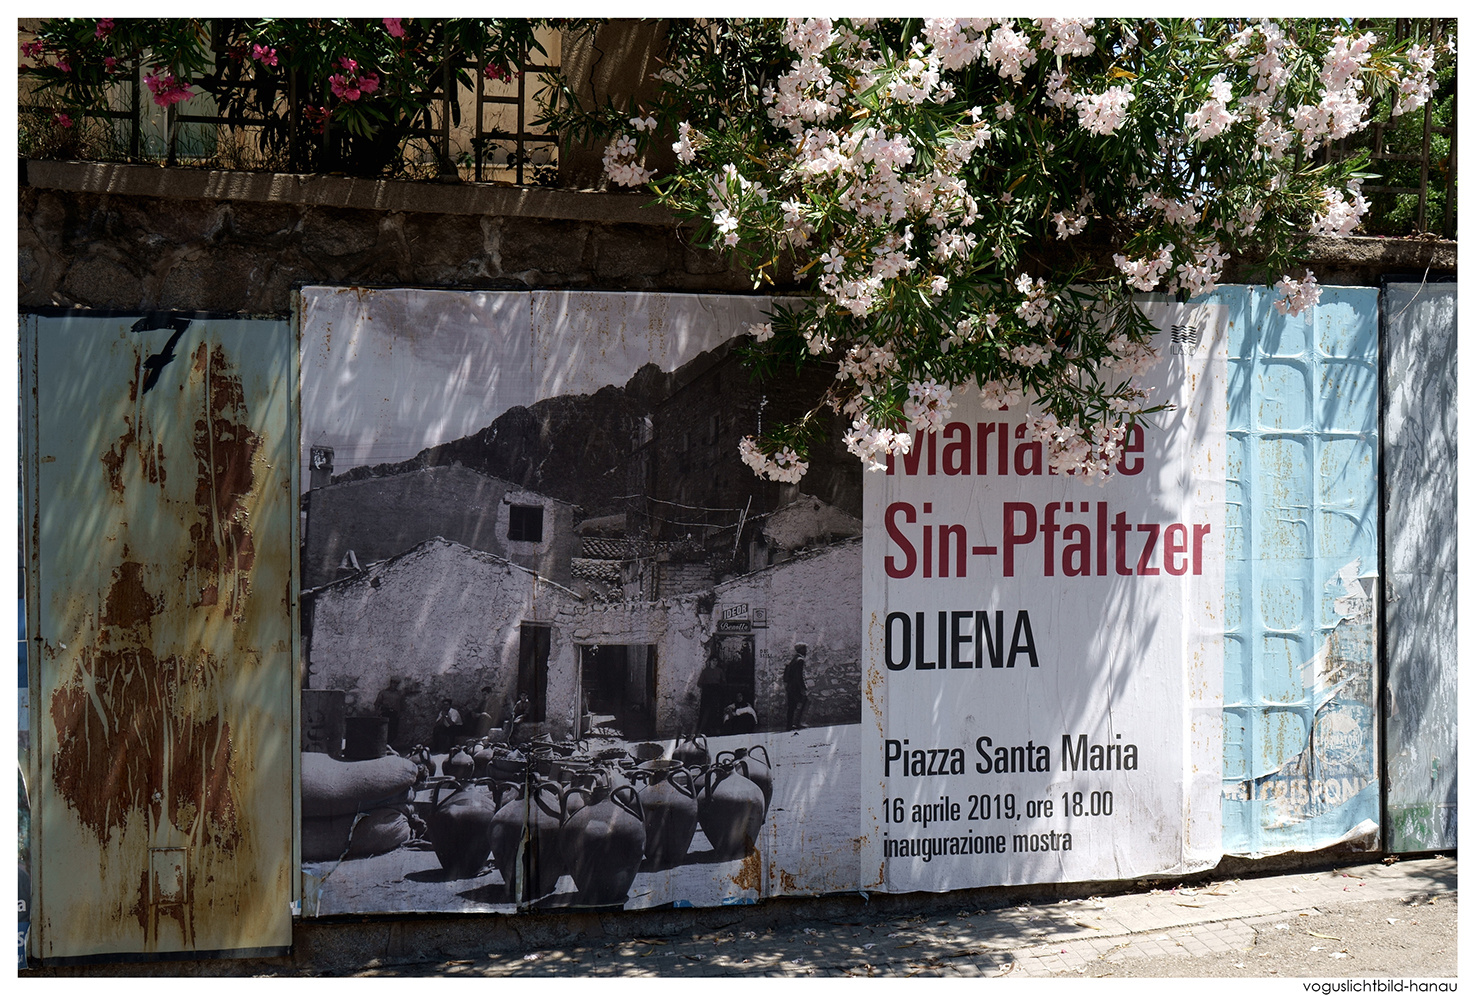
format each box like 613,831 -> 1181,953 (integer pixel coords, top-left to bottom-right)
1221,285 -> 1380,855
1382,281 -> 1458,851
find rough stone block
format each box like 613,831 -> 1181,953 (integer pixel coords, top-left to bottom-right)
58,250 -> 147,310
159,248 -> 264,312
115,195 -> 224,247
682,241 -> 732,276
399,213 -> 489,279
226,201 -> 307,247
300,205 -> 383,258
496,218 -> 592,277
592,226 -> 672,279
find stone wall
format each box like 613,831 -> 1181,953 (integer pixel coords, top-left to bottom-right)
20,159 -> 1454,318
18,160 -> 794,315
307,538 -> 586,743
715,539 -> 863,731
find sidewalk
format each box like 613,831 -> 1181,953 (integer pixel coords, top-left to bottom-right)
27,854 -> 1455,977
348,855 -> 1455,979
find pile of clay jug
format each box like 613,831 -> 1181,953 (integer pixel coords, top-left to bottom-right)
413,732 -> 772,907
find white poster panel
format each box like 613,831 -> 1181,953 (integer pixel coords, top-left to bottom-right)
861,301 -> 1227,890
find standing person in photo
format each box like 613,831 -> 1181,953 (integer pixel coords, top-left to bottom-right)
374,677 -> 407,748
784,643 -> 810,731
697,650 -> 726,735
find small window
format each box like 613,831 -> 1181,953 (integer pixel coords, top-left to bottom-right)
508,504 -> 544,542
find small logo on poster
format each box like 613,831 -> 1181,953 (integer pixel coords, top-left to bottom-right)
1169,324 -> 1201,355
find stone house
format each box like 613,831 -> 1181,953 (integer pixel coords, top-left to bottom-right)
306,534 -> 863,743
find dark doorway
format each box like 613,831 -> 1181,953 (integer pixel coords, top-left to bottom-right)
518,623 -> 551,722
579,645 -> 657,740
714,634 -> 756,705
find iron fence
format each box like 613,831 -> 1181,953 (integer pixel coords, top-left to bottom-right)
20,42 -> 562,184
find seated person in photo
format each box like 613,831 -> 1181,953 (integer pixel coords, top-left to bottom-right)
468,685 -> 496,738
723,691 -> 758,735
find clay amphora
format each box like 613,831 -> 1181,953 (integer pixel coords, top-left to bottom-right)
442,745 -> 474,779
672,733 -> 710,768
488,780 -> 568,902
426,781 -> 500,879
561,784 -> 646,906
636,761 -> 698,871
729,746 -> 772,818
488,781 -> 528,895
408,745 -> 434,783
472,742 -> 496,778
526,780 -> 569,899
696,761 -> 764,860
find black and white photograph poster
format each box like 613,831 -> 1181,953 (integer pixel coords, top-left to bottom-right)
297,287 -> 865,914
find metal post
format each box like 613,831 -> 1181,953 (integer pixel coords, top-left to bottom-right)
129,61 -> 140,160
475,47 -> 486,182
1418,97 -> 1433,233
441,39 -> 453,176
516,45 -> 527,185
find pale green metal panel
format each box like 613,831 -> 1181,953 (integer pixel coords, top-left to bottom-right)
22,313 -> 297,963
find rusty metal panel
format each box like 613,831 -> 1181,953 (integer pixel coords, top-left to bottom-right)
1382,281 -> 1457,851
22,313 -> 297,963
1220,286 -> 1381,855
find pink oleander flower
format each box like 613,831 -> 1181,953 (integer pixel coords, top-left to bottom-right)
56,59 -> 72,73
252,44 -> 277,67
338,57 -> 357,73
383,18 -> 405,38
1076,84 -> 1134,135
484,62 -> 512,82
302,105 -> 329,134
54,112 -> 72,129
103,56 -> 118,72
95,18 -> 114,39
329,74 -> 359,101
21,40 -> 43,59
144,70 -> 193,107
358,72 -> 379,94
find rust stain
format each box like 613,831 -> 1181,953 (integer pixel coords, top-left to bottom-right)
731,846 -> 762,890
185,344 -> 261,619
101,364 -> 168,492
49,646 -> 240,852
100,415 -> 137,495
778,869 -> 797,892
102,560 -> 161,629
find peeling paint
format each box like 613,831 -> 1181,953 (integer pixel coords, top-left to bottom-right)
25,315 -> 295,961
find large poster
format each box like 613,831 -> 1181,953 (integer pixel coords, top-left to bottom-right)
297,288 -> 866,913
861,299 -> 1228,890
295,286 -> 1379,915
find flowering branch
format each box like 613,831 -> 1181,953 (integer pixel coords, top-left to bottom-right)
552,17 -> 1447,483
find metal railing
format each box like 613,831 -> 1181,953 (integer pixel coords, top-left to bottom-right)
20,43 -> 562,184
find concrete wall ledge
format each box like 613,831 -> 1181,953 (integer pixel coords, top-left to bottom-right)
21,160 -> 1456,274
22,159 -> 677,227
